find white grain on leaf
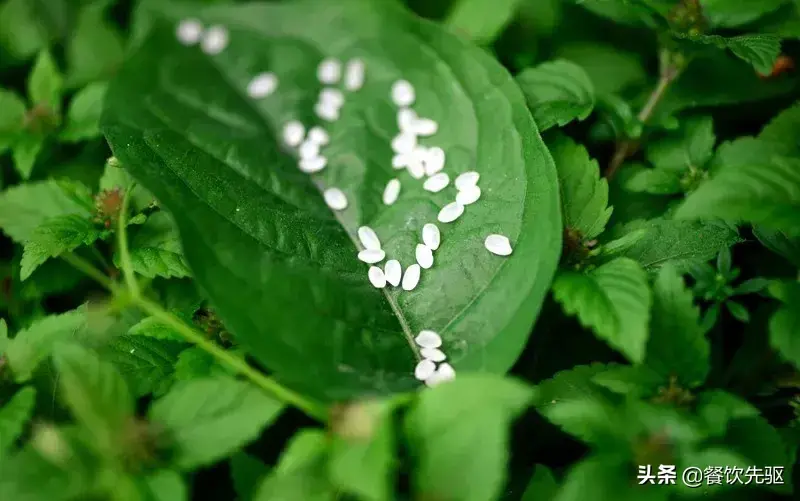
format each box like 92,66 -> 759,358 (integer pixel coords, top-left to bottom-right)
397,108 -> 417,131
415,244 -> 434,269
415,330 -> 442,348
200,25 -> 229,55
384,259 -> 402,286
420,347 -> 446,362
247,73 -> 278,98
357,226 -> 381,251
344,58 -> 365,91
357,248 -> 386,264
423,147 -> 445,176
455,171 -> 480,190
368,266 -> 386,288
283,121 -> 305,148
298,140 -> 320,160
391,80 -> 415,107
317,58 -> 342,84
423,172 -> 449,193
323,187 -> 348,211
402,263 -> 421,291
382,179 -> 401,205
413,117 -> 438,136
456,185 -> 481,205
391,132 -> 417,154
414,359 -> 436,380
438,202 -> 464,223
485,234 -> 513,256
422,223 -> 440,251
176,19 -> 203,46
308,126 -> 329,145
299,156 -> 326,173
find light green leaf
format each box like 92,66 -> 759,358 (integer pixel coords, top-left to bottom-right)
0,0 -> 68,60
20,215 -> 104,280
0,318 -> 7,354
548,133 -> 611,239
0,89 -> 26,153
645,266 -> 709,387
646,116 -> 715,172
674,157 -> 800,236
102,0 -> 561,402
11,133 -> 44,180
521,465 -> 558,501
769,281 -> 800,370
53,343 -> 135,454
576,0 -> 658,27
174,347 -> 228,382
555,453 -> 668,501
101,335 -> 183,398
129,317 -> 184,342
701,0 -> 789,28
759,100 -> 800,157
444,0 -> 523,45
149,376 -> 285,470
675,33 -> 781,75
65,1 -> 124,88
254,429 -> 332,501
591,364 -> 663,398
754,226 -> 800,267
553,258 -> 651,363
231,453 -> 270,501
5,307 -> 87,383
622,168 -> 683,195
0,387 -> 36,456
60,82 -> 108,143
404,374 -> 533,501
517,60 -> 595,131
554,43 -> 646,95
28,49 -> 63,112
141,470 -> 188,501
119,212 -> 190,279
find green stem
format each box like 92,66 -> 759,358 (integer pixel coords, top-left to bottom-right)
117,184 -> 140,299
61,253 -> 116,291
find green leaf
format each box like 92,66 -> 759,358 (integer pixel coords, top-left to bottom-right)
646,116 -> 715,172
231,453 -> 270,501
759,100 -> 800,158
65,1 -> 124,88
174,347 -> 228,382
695,390 -> 758,437
769,281 -> 800,369
0,387 -> 36,456
120,212 -> 191,279
724,416 -> 793,492
0,179 -> 94,243
554,43 -> 646,95
129,317 -> 184,342
53,343 -> 134,454
11,132 -> 45,180
141,470 -> 188,501
59,82 -> 108,143
548,133 -> 611,239
554,453 -> 668,501
645,266 -> 709,387
553,258 -> 651,363
701,0 -> 789,28
0,318 -> 7,354
576,0 -> 658,27
617,219 -> 741,273
674,33 -> 781,75
521,465 -> 558,501
0,0 -> 68,60
755,226 -> 800,267
517,60 -> 595,132
674,157 -> 800,236
404,374 -> 533,501
254,429 -> 333,501
444,0 -> 524,45
20,215 -> 104,280
591,364 -> 664,398
623,168 -> 683,195
149,376 -> 285,470
99,158 -> 156,212
0,89 -> 26,153
101,335 -> 183,398
5,307 -> 87,383
28,49 -> 63,112
102,0 -> 561,402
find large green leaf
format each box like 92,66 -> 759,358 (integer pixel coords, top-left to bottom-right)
102,0 -> 561,401
20,214 -> 105,280
0,387 -> 36,456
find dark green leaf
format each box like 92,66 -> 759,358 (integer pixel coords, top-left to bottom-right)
701,0 -> 789,28
149,376 -> 285,470
120,212 -> 191,279
0,386 -> 36,456
622,168 -> 683,195
404,374 -> 532,501
173,347 -> 229,382
645,116 -> 715,172
576,0 -> 658,27
769,281 -> 800,370
101,335 -> 183,398
65,1 -> 124,88
253,429 -> 333,501
753,226 -> 800,267
695,390 -> 758,437
59,82 -> 107,143
521,465 -> 558,501
591,364 -> 664,398
444,0 -> 524,45
141,470 -> 188,501
554,453 -> 668,501
231,453 -> 270,501
554,43 -> 645,95
674,33 -> 781,75
553,258 -> 651,363
0,89 -> 26,154
724,416 -> 793,492
517,60 -> 595,131
733,277 -> 770,295
103,0 -> 561,402
28,49 -> 63,112
759,100 -> 800,158
596,229 -> 647,258
20,215 -> 105,280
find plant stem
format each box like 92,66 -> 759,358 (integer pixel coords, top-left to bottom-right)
117,184 -> 140,299
61,253 -> 116,291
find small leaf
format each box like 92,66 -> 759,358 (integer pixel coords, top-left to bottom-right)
120,212 -> 191,279
769,281 -> 800,370
101,335 -> 183,398
733,277 -> 770,295
53,343 -> 135,454
444,0 -> 524,45
553,258 -> 651,363
28,49 -> 63,112
11,133 -> 44,180
141,470 -> 188,501
173,347 -> 228,382
65,1 -> 124,88
548,133 -> 612,239
759,100 -> 800,158
554,43 -> 646,95
646,116 -> 716,172
404,374 -> 533,501
129,317 -> 184,342
99,159 -> 156,212
716,246 -> 732,274
231,453 -> 270,501
554,453 -> 668,501
0,89 -> 26,154
0,387 -> 37,456
148,376 -> 285,470
753,226 -> 800,267
724,416 -> 793,493
59,82 -> 107,143
695,390 -> 759,437
591,364 -> 664,398
725,300 -> 750,322
253,429 -> 333,500
20,215 -> 105,280
0,0 -> 66,60
701,0 -> 789,28
517,60 -> 595,131
597,229 -> 647,258
623,168 -> 683,195
521,465 -> 558,501
675,33 -> 781,75
645,266 -> 709,387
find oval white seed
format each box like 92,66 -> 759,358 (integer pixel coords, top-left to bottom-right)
397,108 -> 417,131
438,202 -> 465,223
421,347 -> 446,362
391,80 -> 415,107
423,147 -> 446,176
247,72 -> 278,98
298,140 -> 320,160
314,101 -> 340,122
426,363 -> 456,387
299,156 -> 327,173
283,121 -> 305,148
402,264 -> 421,291
422,223 -> 440,251
308,126 -> 329,146
320,88 -> 345,108
392,153 -> 409,169
415,244 -> 434,269
407,159 -> 425,179
391,132 -> 417,154
382,179 -> 401,205
413,117 -> 438,136
456,185 -> 481,205
415,330 -> 442,348
344,58 -> 365,91
323,188 -> 348,211
414,359 -> 436,381
423,172 -> 450,193
455,171 -> 480,190
368,266 -> 386,288
485,234 -> 513,256
357,226 -> 381,251
317,58 -> 342,84
200,25 -> 229,55
384,259 -> 402,286
358,248 -> 386,264
176,19 -> 203,45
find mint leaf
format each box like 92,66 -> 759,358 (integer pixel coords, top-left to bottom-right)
645,266 -> 710,387
148,376 -> 285,470
769,281 -> 800,370
102,335 -> 183,398
28,49 -> 63,113
120,212 -> 190,279
646,116 -> 715,172
231,453 -> 270,501
521,465 -> 558,501
404,375 -> 532,501
65,1 -> 124,88
674,157 -> 800,236
701,0 -> 789,28
674,33 -> 781,75
0,180 -> 93,243
0,387 -> 36,456
254,429 -> 332,500
554,43 -> 646,95
5,307 -> 87,383
59,82 -> 107,143
444,0 -> 524,45
0,89 -> 26,154
11,133 -> 45,180
517,60 -> 595,131
548,133 -> 612,239
129,317 -> 184,342
553,258 -> 651,362
53,343 -> 134,454
754,226 -> 800,267
759,100 -> 800,157
103,0 -> 561,401
20,215 -> 104,280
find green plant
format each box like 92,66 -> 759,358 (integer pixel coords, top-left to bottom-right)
1,0 -> 799,500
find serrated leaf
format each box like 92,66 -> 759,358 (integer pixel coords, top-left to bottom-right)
148,376 -> 285,470
674,33 -> 781,75
623,168 -> 683,195
553,258 -> 651,362
554,43 -> 646,95
404,374 -> 533,501
0,387 -> 36,456
59,82 -> 107,143
759,100 -> 800,157
173,347 -> 227,382
521,465 -> 558,501
754,226 -> 800,267
65,1 -> 124,88
591,364 -> 663,398
646,116 -> 715,172
141,470 -> 188,501
20,215 -> 105,280
548,133 -> 611,239
645,266 -> 709,387
129,317 -> 184,342
701,0 -> 789,28
53,343 -> 134,454
769,281 -> 800,370
517,60 -> 595,131
444,0 -> 524,45
0,89 -> 26,154
102,0 -> 561,402
231,453 -> 270,501
253,429 -> 333,501
120,212 -> 190,279
5,307 -> 87,383
674,157 -> 800,236
28,49 -> 63,112
101,334 -> 183,398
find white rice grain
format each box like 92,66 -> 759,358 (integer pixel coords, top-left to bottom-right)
456,185 -> 481,205
422,223 -> 440,251
344,58 -> 365,91
299,156 -> 327,173
423,172 -> 449,193
384,259 -> 402,286
176,19 -> 203,46
358,248 -> 386,264
382,179 -> 401,205
397,108 -> 417,131
423,147 -> 445,176
437,202 -> 464,223
308,126 -> 329,145
414,359 -> 436,381
317,58 -> 342,84
391,80 -> 415,107
485,234 -> 513,256
368,266 -> 387,288
320,88 -> 345,108
414,330 -> 442,348
391,132 -> 417,154
402,264 -> 421,291
455,171 -> 480,190
324,187 -> 348,211
357,226 -> 381,251
314,101 -> 340,122
413,117 -> 438,136
283,121 -> 305,148
421,347 -> 446,362
247,72 -> 278,98
415,244 -> 434,269
298,140 -> 320,160
200,25 -> 229,55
